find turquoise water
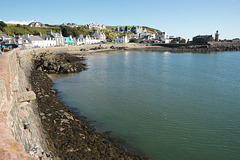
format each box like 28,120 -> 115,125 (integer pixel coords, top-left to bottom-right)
52,52 -> 240,160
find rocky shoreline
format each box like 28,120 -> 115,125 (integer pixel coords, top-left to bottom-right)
30,53 -> 148,160
65,43 -> 240,55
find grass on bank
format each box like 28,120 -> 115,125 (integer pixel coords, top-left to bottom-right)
1,22 -> 160,41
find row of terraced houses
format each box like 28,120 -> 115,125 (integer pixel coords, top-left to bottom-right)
1,22 -> 188,52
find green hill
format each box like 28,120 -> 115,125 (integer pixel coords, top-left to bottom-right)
2,24 -> 61,36
0,22 -> 160,41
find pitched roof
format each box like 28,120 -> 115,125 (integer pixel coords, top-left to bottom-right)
29,36 -> 44,41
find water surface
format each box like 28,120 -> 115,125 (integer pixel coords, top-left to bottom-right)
52,51 -> 240,160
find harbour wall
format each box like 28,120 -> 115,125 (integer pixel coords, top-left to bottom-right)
0,49 -> 52,159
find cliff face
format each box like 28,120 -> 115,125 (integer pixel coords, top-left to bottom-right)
0,49 -> 51,159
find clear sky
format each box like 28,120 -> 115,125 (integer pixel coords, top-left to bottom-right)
1,0 -> 240,40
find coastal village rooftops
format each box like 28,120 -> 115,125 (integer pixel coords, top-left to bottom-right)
0,33 -> 12,41
42,35 -> 55,40
29,36 -> 44,41
24,34 -> 44,41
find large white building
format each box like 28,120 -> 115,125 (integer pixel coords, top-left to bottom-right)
155,32 -> 171,43
23,34 -> 56,48
76,34 -> 101,45
92,30 -> 106,42
114,35 -> 129,43
44,31 -> 65,46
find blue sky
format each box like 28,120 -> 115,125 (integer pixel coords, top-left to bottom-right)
1,0 -> 239,39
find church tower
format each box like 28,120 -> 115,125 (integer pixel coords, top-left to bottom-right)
215,30 -> 219,41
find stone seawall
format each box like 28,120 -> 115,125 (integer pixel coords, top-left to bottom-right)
0,49 -> 52,159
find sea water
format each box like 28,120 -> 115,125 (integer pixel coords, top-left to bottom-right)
52,51 -> 240,160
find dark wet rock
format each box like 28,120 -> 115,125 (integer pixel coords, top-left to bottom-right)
110,45 -> 128,50
90,45 -> 105,50
34,52 -> 87,74
149,43 -> 240,53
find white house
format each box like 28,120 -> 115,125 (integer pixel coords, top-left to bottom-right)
24,34 -> 56,48
45,31 -> 64,46
92,30 -> 106,42
139,28 -> 152,39
76,34 -> 101,45
41,33 -> 56,47
114,35 -> 129,43
155,32 -> 171,43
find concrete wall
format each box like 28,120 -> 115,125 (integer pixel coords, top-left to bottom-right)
0,49 -> 51,159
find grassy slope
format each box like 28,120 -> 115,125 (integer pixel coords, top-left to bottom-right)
3,24 -> 160,41
3,24 -> 61,35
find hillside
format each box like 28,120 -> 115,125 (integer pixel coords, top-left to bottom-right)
2,24 -> 61,36
1,23 -> 160,41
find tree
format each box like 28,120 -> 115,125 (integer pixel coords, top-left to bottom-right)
0,21 -> 7,31
0,21 -> 7,28
129,39 -> 138,43
60,25 -> 81,37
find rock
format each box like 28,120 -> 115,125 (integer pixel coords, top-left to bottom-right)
17,91 -> 36,103
60,119 -> 70,124
63,112 -> 74,120
46,113 -> 52,117
59,128 -> 65,132
41,116 -> 46,120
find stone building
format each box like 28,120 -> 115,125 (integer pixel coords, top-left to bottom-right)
215,30 -> 220,41
192,35 -> 213,44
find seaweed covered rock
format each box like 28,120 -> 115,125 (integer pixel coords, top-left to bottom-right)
34,53 -> 87,74
30,70 -> 148,160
